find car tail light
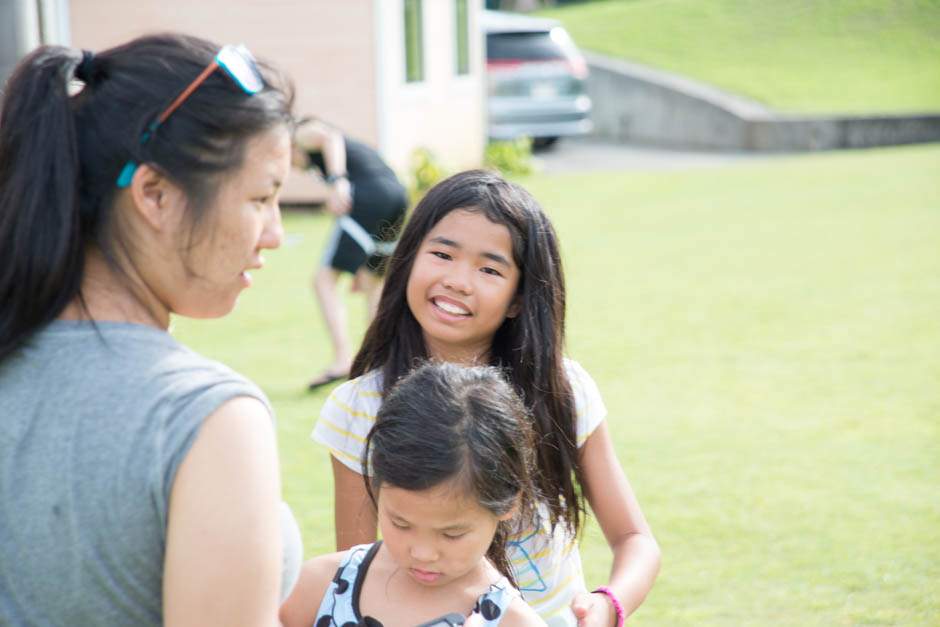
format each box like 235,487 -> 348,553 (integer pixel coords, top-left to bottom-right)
568,58 -> 588,80
486,59 -> 526,73
486,58 -> 587,79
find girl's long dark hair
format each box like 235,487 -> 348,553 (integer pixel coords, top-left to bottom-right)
353,169 -> 585,537
365,362 -> 539,584
0,33 -> 293,362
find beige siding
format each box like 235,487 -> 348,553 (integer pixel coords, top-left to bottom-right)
69,0 -> 379,202
70,1 -> 376,134
67,0 -> 487,200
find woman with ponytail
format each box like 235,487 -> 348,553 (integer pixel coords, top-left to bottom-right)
0,34 -> 301,625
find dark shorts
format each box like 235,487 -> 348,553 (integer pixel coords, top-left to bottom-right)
320,176 -> 407,276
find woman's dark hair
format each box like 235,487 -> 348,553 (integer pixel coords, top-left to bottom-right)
365,362 -> 539,584
352,169 -> 585,538
0,33 -> 294,361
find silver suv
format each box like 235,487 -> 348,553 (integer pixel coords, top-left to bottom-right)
483,10 -> 593,148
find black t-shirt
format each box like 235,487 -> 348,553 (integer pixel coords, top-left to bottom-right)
307,136 -> 398,185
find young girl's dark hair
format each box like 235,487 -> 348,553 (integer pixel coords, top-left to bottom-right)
365,361 -> 538,583
352,169 -> 585,538
0,33 -> 293,362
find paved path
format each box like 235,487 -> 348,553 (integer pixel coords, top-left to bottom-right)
533,136 -> 788,174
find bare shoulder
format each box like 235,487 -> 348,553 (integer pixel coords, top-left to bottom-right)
164,395 -> 282,625
279,551 -> 348,627
301,550 -> 347,583
499,597 -> 547,627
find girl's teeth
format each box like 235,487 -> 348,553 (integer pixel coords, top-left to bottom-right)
436,300 -> 468,315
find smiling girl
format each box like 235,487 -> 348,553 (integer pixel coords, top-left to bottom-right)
312,170 -> 660,626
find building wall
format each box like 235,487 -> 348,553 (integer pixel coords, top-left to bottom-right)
375,0 -> 486,175
69,0 -> 377,136
68,0 -> 378,201
66,0 -> 486,200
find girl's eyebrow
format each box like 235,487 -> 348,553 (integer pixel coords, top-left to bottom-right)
482,252 -> 511,268
387,509 -> 410,523
428,236 -> 511,268
384,505 -> 471,531
429,235 -> 458,247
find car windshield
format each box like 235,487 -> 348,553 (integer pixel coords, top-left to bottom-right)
487,32 -> 568,61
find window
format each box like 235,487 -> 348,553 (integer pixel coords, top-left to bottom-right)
455,0 -> 470,75
404,0 -> 424,83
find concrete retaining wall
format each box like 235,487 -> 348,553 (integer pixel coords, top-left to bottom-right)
746,114 -> 940,151
586,51 -> 940,152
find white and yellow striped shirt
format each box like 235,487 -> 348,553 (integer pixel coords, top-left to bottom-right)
311,359 -> 607,626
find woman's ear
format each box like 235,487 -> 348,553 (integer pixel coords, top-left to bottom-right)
128,164 -> 185,232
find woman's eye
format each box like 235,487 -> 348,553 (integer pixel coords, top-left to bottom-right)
481,267 -> 502,277
391,520 -> 409,530
443,532 -> 466,540
431,251 -> 452,260
254,197 -> 271,207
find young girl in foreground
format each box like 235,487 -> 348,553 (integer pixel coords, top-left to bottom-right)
313,169 -> 661,626
283,362 -> 544,626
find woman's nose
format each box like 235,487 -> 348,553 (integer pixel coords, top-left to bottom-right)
260,203 -> 284,250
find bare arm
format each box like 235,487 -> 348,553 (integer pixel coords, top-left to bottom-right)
331,455 -> 378,550
502,597 -> 549,626
293,119 -> 351,216
279,552 -> 346,627
163,396 -> 283,627
571,420 -> 661,626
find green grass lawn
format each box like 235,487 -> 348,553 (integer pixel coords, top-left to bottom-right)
537,0 -> 940,114
171,143 -> 939,625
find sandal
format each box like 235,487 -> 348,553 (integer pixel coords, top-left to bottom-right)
307,370 -> 347,391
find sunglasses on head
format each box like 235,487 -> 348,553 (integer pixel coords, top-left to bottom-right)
116,44 -> 263,187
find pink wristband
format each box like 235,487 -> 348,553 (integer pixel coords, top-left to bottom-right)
592,586 -> 625,627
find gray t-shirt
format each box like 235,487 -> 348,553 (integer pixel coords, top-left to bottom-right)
0,320 -> 302,625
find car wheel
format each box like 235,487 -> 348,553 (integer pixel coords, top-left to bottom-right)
532,136 -> 559,150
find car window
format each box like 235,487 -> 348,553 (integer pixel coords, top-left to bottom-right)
486,32 -> 568,61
